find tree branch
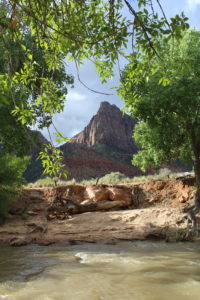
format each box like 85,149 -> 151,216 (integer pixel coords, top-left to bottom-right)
124,0 -> 162,60
16,1 -> 133,47
74,59 -> 114,96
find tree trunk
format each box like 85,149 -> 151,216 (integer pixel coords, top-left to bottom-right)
188,128 -> 200,226
194,157 -> 200,185
193,158 -> 200,209
186,159 -> 200,227
55,200 -> 127,214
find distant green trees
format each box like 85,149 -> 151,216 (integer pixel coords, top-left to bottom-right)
100,172 -> 128,184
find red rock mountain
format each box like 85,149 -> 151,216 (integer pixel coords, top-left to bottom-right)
71,101 -> 137,153
26,102 -> 142,182
58,102 -> 141,180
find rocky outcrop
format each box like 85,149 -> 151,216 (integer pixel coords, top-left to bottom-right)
71,102 -> 137,153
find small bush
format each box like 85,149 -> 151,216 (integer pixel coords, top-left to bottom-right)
157,168 -> 172,179
100,172 -> 129,184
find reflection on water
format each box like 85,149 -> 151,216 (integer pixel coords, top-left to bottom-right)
0,242 -> 200,300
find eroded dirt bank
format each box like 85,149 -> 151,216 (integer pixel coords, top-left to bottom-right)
0,177 -> 198,246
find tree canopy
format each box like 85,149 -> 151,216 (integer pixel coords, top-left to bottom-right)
119,30 -> 200,189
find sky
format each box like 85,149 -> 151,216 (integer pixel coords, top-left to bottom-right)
41,0 -> 200,142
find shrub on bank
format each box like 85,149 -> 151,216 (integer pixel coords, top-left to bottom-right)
0,154 -> 29,222
99,172 -> 129,184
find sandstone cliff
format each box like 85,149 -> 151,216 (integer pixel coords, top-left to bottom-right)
71,102 -> 137,153
56,102 -> 141,180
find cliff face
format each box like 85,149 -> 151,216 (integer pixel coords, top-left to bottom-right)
71,102 -> 137,153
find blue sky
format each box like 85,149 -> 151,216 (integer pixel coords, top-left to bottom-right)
41,0 -> 200,142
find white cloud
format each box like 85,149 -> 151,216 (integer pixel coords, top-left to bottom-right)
186,0 -> 200,11
67,91 -> 86,101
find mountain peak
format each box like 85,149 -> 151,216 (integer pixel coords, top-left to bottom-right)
71,101 -> 137,153
99,101 -> 117,109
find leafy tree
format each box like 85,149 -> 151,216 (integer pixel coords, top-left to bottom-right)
0,153 -> 29,222
0,1 -> 73,178
119,30 -> 200,216
0,30 -> 73,155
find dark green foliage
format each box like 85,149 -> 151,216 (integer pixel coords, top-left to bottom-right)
23,158 -> 43,183
0,154 -> 29,222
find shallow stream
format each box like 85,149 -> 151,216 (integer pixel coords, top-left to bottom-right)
0,241 -> 200,300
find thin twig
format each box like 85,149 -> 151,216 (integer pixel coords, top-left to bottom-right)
156,0 -> 173,35
52,121 -> 61,135
47,126 -> 54,146
149,0 -> 155,17
74,59 -> 114,96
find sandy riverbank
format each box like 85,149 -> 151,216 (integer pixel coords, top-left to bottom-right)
0,177 -> 198,246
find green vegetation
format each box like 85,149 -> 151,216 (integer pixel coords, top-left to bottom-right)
120,30 -> 200,210
0,154 -> 29,222
26,169 -> 191,188
99,172 -> 129,184
38,145 -> 68,185
23,158 -> 43,182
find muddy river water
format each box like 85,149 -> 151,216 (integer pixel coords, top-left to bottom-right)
0,241 -> 200,300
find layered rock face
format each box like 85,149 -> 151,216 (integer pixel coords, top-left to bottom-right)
71,102 -> 137,153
